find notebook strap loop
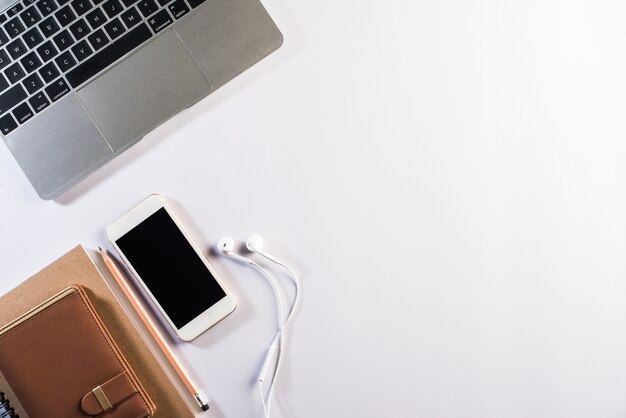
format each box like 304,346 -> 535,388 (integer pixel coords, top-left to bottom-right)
92,385 -> 113,412
81,372 -> 139,416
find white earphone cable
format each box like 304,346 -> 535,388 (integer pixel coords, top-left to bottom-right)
250,263 -> 286,418
265,262 -> 300,416
251,262 -> 285,331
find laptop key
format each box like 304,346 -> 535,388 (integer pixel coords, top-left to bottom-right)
121,0 -> 139,6
87,28 -> 108,50
0,74 -> 8,92
7,4 -> 24,17
28,91 -> 49,112
69,18 -> 89,39
37,0 -> 58,17
5,17 -> 25,38
104,18 -> 125,39
120,7 -> 140,28
20,51 -> 42,72
0,50 -> 10,71
55,50 -> 75,71
36,40 -> 58,61
39,16 -> 60,37
0,113 -> 18,134
167,0 -> 188,19
186,0 -> 205,9
12,101 -> 33,123
102,0 -> 122,18
55,5 -> 76,26
7,38 -> 27,59
66,22 -> 150,88
71,0 -> 92,16
0,84 -> 27,114
147,9 -> 171,33
23,27 -> 44,48
0,15 -> 6,24
86,8 -> 106,29
20,7 -> 42,27
53,29 -> 74,51
137,0 -> 157,18
39,61 -> 59,82
45,77 -> 69,101
23,72 -> 43,93
5,62 -> 25,83
71,39 -> 92,60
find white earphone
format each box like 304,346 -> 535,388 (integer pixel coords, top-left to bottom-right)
246,235 -> 281,264
216,236 -> 300,418
218,236 -> 285,385
217,237 -> 255,265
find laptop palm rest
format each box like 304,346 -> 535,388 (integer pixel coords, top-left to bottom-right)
77,29 -> 211,152
173,0 -> 283,90
3,94 -> 114,200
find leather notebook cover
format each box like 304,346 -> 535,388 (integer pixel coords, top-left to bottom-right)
0,285 -> 156,418
0,246 -> 195,418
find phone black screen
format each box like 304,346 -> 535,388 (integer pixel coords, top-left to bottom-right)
115,208 -> 227,328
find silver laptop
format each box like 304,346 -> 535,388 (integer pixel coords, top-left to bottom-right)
0,0 -> 282,199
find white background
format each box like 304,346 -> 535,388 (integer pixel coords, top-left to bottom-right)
2,0 -> 626,417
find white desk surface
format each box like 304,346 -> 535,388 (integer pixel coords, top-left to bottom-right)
2,0 -> 626,417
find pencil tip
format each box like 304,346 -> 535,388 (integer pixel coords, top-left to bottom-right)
98,246 -> 103,251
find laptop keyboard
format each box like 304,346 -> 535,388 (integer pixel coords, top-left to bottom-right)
0,0 -> 205,135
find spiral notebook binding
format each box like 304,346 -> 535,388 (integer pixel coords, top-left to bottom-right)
0,391 -> 19,418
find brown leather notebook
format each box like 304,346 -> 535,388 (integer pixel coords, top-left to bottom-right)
0,246 -> 195,418
0,286 -> 156,418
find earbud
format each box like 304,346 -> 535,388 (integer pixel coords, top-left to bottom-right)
245,235 -> 264,252
246,235 -> 281,264
216,237 -> 254,265
217,237 -> 235,252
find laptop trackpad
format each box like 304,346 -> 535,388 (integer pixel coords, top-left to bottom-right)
77,29 -> 211,152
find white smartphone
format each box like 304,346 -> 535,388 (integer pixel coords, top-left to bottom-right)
107,194 -> 237,341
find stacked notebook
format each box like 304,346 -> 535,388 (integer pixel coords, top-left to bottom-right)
0,246 -> 196,418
